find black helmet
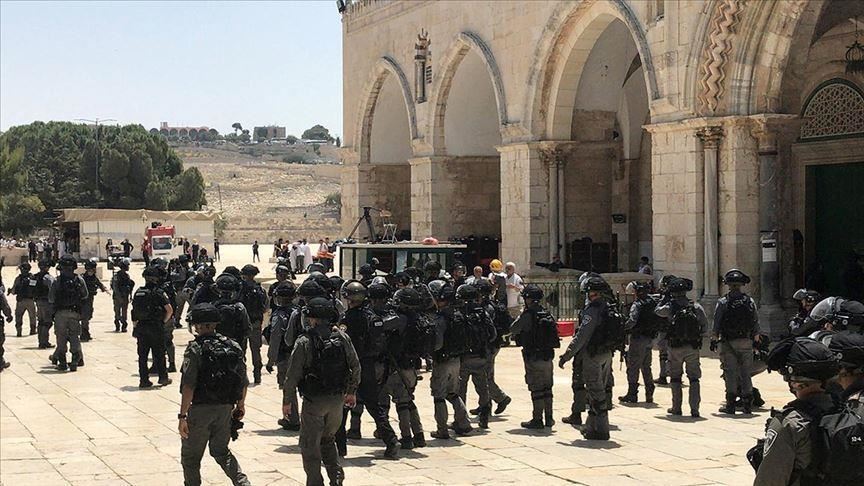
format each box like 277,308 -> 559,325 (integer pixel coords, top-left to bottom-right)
658,274 -> 678,292
19,262 -> 31,272
142,266 -> 161,282
581,276 -> 610,293
202,265 -> 216,278
828,331 -> 864,370
428,280 -> 454,302
38,259 -> 52,269
371,276 -> 389,287
187,303 -> 220,325
393,287 -> 422,310
473,278 -> 493,296
667,277 -> 693,293
368,283 -> 391,300
455,284 -> 479,302
304,297 -> 338,321
807,297 -> 864,332
792,289 -> 821,303
215,274 -> 241,301
723,269 -> 751,285
521,284 -> 544,301
340,280 -> 367,304
241,264 -> 259,276
404,267 -> 423,283
275,264 -> 291,275
84,259 -> 97,270
423,260 -> 441,275
627,280 -> 651,294
329,275 -> 345,293
117,259 -> 130,270
766,337 -> 840,382
358,263 -> 375,277
178,254 -> 191,264
297,280 -> 326,299
306,272 -> 332,292
150,257 -> 168,269
58,255 -> 77,269
222,266 -> 242,278
393,272 -> 412,287
272,281 -> 297,307
307,262 -> 326,274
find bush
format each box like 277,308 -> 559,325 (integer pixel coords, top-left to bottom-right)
281,154 -> 307,164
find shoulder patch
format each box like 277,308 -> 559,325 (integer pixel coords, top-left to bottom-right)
763,428 -> 778,454
581,314 -> 592,326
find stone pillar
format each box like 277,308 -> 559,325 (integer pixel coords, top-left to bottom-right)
341,160 -> 411,241
541,148 -> 560,261
496,142 -> 549,272
697,127 -> 723,301
409,156 -> 449,239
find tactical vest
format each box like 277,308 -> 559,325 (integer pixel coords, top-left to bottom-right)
82,274 -> 101,297
667,303 -> 702,348
344,306 -> 387,360
131,286 -> 164,323
517,309 -> 560,360
240,282 -> 267,321
112,271 -> 133,295
33,271 -> 51,299
193,334 -> 246,405
463,305 -> 493,357
13,274 -> 35,300
437,309 -> 469,360
403,311 -> 438,358
587,301 -> 625,355
298,330 -> 349,397
721,293 -> 754,339
632,298 -> 663,338
216,303 -> 248,341
54,274 -> 83,311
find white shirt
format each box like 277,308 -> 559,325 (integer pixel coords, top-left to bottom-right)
505,273 -> 524,308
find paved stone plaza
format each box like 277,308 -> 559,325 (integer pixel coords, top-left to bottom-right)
0,246 -> 787,485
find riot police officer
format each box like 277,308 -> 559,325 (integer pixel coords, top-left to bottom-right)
559,275 -> 615,440
752,337 -> 839,485
9,262 -> 37,337
787,289 -> 821,337
712,269 -> 761,414
111,258 -> 134,332
427,280 -> 472,439
619,281 -> 662,404
268,264 -> 292,310
80,259 -> 107,342
178,303 -> 250,486
171,254 -> 192,325
655,277 -> 707,417
339,280 -> 400,456
283,297 -> 360,486
266,281 -> 300,430
828,331 -> 864,409
131,267 -> 173,388
212,274 -> 251,353
455,284 -> 497,429
473,279 -> 512,415
239,264 -> 267,384
510,284 -> 560,428
49,256 -> 88,371
34,259 -> 55,347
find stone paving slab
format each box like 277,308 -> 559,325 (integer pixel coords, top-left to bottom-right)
0,249 -> 781,485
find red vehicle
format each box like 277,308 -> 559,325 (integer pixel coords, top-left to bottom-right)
146,223 -> 175,258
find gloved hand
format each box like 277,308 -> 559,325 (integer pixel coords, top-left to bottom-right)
266,364 -> 273,374
558,356 -> 568,369
710,339 -> 718,352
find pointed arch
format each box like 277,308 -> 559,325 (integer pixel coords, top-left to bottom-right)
427,31 -> 509,154
523,0 -> 659,140
355,56 -> 417,164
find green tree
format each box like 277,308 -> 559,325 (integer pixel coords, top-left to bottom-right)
171,167 -> 206,210
302,124 -> 333,142
239,129 -> 251,143
286,135 -> 298,145
231,122 -> 243,135
144,181 -> 169,210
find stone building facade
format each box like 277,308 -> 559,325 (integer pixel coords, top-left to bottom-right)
340,0 -> 864,332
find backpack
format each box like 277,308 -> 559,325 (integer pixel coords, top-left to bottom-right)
813,402 -> 864,483
299,330 -> 349,396
464,306 -> 494,356
361,306 -> 388,359
111,271 -> 133,295
490,302 -> 513,339
588,302 -> 625,354
721,293 -> 754,339
131,287 -> 163,323
217,303 -> 249,341
240,283 -> 267,320
439,310 -> 469,359
34,272 -> 51,299
197,335 -> 246,404
53,275 -> 82,311
668,304 -> 702,348
405,312 -> 438,357
632,298 -> 663,338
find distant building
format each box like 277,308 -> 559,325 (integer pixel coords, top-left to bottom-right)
254,126 -> 287,140
151,122 -> 217,141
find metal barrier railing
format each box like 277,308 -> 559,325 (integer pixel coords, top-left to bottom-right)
525,280 -> 584,320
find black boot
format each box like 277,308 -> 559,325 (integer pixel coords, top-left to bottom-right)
718,393 -> 737,414
494,396 -> 512,415
400,437 -> 414,450
522,399 -> 544,429
383,440 -> 400,459
412,432 -> 426,448
16,328 -> 22,338
741,396 -> 753,415
752,388 -> 765,408
253,369 -> 262,385
618,384 -> 638,403
478,406 -> 490,429
561,413 -> 582,426
469,407 -> 481,415
544,396 -> 555,427
644,384 -> 655,403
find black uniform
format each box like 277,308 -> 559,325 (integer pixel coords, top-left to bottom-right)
80,272 -> 107,341
510,302 -> 560,426
239,280 -> 267,379
132,283 -> 171,385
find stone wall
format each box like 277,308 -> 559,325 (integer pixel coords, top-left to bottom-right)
341,162 -> 411,240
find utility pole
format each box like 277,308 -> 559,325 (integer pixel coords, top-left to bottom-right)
76,117 -> 116,207
217,183 -> 223,211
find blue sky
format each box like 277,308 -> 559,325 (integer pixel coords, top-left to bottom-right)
0,0 -> 343,137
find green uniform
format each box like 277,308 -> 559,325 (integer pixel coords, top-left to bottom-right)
179,335 -> 250,486
753,393 -> 835,486
283,326 -> 360,486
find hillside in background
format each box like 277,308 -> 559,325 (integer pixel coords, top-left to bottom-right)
178,145 -> 342,244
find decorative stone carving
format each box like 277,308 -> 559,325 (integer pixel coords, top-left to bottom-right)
698,0 -> 745,114
800,80 -> 864,140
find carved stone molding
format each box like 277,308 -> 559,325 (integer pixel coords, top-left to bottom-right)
698,0 -> 745,115
696,126 -> 724,149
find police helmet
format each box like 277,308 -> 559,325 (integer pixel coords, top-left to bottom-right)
272,281 -> 297,307
178,254 -> 191,264
150,257 -> 168,269
222,266 -> 242,278
723,269 -> 751,285
404,267 -> 423,283
581,275 -> 610,293
828,331 -> 864,370
297,280 -> 327,299
393,272 -> 412,287
451,261 -> 467,274
807,297 -> 864,331
187,303 -> 220,325
792,288 -> 821,303
473,278 -> 493,296
340,280 -> 367,303
423,260 -> 441,275
455,284 -> 480,302
329,275 -> 345,292
657,274 -> 678,292
358,264 -> 375,277
304,297 -> 338,321
241,264 -> 259,276
58,255 -> 77,268
306,272 -> 332,292
117,259 -> 130,270
428,280 -> 454,302
19,262 -> 31,272
368,283 -> 391,300
667,277 -> 693,294
215,274 -> 242,301
521,284 -> 544,302
371,276 -> 389,287
626,280 -> 651,295
202,265 -> 217,278
84,259 -> 97,270
766,337 -> 839,382
142,266 -> 161,282
393,287 -> 422,310
307,262 -> 326,275
275,264 -> 291,275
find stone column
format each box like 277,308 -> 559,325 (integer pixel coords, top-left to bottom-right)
496,142 -> 549,272
697,127 -> 723,302
541,148 -> 560,261
409,156 -> 449,239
